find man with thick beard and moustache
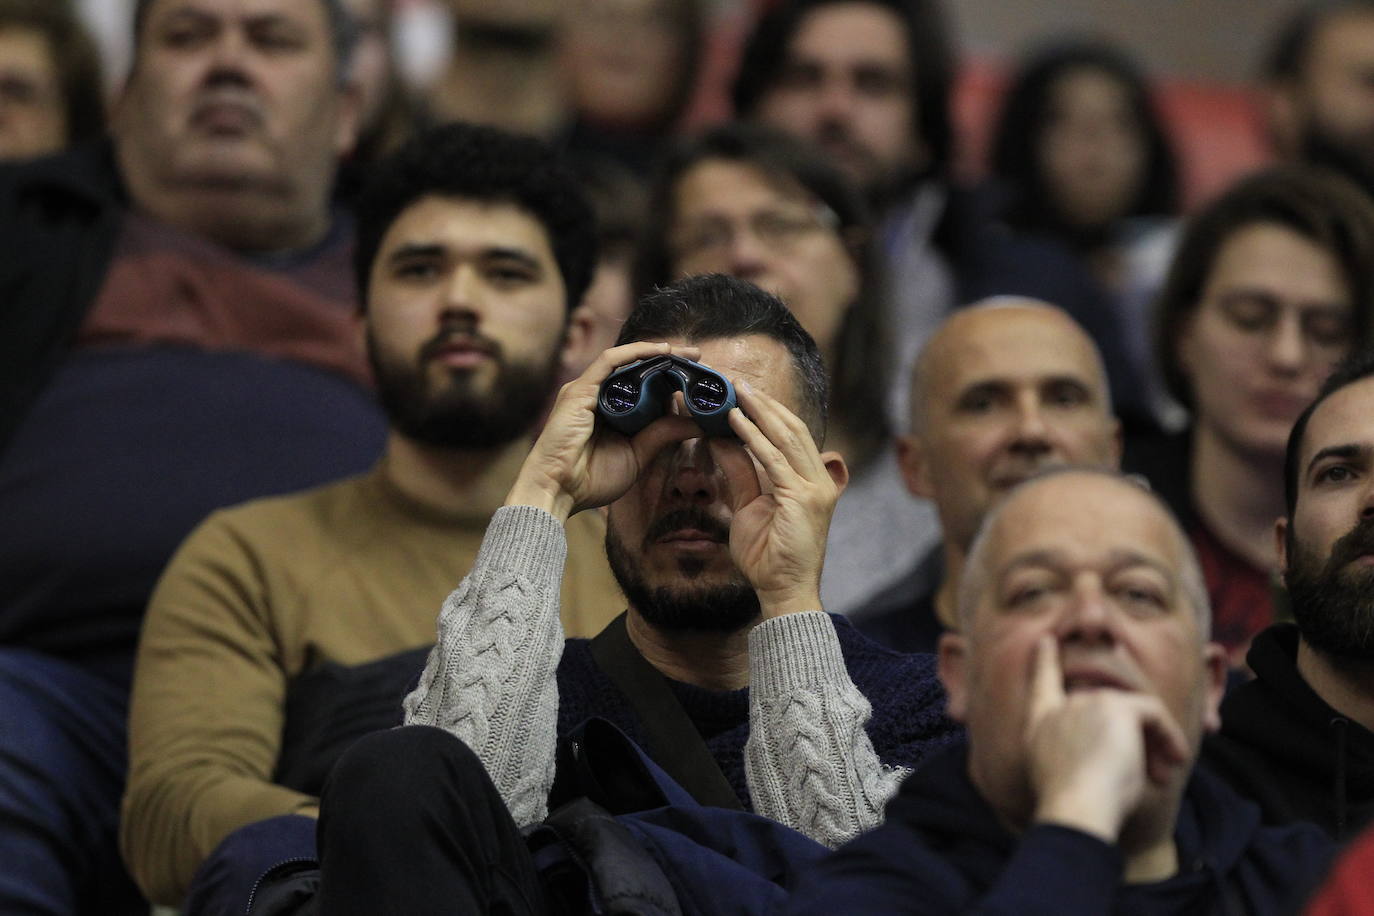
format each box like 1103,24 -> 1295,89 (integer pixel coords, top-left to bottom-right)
303,274 -> 959,916
1267,0 -> 1374,197
119,122 -> 625,912
1203,349 -> 1374,839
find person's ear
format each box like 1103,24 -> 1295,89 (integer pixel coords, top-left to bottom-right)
560,305 -> 597,378
1200,642 -> 1229,733
896,433 -> 934,499
333,79 -> 362,158
937,631 -> 970,723
819,450 -> 850,496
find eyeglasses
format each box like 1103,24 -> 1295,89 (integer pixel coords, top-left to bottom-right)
671,203 -> 840,262
1211,290 -> 1351,352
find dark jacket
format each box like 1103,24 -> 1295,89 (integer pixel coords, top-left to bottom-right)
0,142 -> 126,455
1203,623 -> 1374,839
850,545 -> 946,655
787,742 -> 1333,916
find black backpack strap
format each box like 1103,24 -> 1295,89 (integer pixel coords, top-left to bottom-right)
589,613 -> 744,810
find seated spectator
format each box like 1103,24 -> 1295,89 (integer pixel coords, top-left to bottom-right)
732,0 -> 1142,429
557,0 -> 703,176
426,0 -> 565,138
1127,166 -> 1374,666
853,300 -> 1122,652
989,39 -> 1182,422
309,275 -> 959,914
1203,350 -> 1374,839
1266,0 -> 1374,200
0,0 -> 378,911
790,468 -> 1333,915
120,122 -> 626,911
634,122 -> 937,613
0,0 -> 103,162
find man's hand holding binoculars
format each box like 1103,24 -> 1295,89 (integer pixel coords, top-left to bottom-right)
505,341 -> 704,521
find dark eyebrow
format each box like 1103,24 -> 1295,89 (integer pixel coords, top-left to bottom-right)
387,243 -> 446,263
1307,443 -> 1368,478
386,243 -> 543,269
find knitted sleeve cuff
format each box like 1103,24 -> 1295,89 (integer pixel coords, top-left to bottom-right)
748,611 -> 847,696
472,505 -> 567,588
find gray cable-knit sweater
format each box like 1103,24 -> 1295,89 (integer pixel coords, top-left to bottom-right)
404,505 -> 958,848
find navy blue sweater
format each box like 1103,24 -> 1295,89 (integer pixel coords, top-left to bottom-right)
788,742 -> 1334,916
556,615 -> 961,810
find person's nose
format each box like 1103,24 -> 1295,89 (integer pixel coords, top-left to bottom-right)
1058,576 -> 1116,646
667,436 -> 720,505
1264,311 -> 1306,375
1009,391 -> 1053,454
724,221 -> 772,282
203,27 -> 255,87
439,265 -> 483,323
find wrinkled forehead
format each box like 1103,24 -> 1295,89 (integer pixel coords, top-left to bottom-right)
924,309 -> 1108,401
984,475 -> 1182,581
1299,378 -> 1374,482
135,0 -> 333,41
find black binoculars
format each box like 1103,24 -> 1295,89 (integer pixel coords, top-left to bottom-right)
596,355 -> 737,438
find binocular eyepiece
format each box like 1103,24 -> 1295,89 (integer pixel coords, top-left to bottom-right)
596,355 -> 737,438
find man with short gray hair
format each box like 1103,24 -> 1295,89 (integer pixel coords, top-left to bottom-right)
0,1 -> 376,912
790,468 -> 1332,915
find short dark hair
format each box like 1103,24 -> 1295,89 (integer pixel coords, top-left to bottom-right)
990,39 -> 1180,235
353,122 -> 598,313
1265,0 -> 1374,83
0,0 -> 104,145
632,121 -> 888,462
731,0 -> 955,180
1155,165 -> 1374,409
617,274 -> 829,443
1284,348 -> 1374,516
131,0 -> 354,82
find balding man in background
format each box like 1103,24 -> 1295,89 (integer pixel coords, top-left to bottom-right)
853,300 -> 1122,653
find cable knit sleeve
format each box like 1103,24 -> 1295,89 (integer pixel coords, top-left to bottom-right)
402,505 -> 567,828
744,611 -> 909,847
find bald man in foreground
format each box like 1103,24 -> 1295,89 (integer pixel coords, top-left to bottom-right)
853,300 -> 1122,652
791,468 -> 1332,914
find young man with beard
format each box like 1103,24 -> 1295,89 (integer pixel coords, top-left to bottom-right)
307,274 -> 959,914
119,122 -> 625,911
1203,350 -> 1374,839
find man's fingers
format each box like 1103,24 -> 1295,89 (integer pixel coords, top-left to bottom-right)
580,341 -> 702,392
727,405 -> 796,488
731,381 -> 826,480
1027,636 -> 1065,723
1133,698 -> 1191,786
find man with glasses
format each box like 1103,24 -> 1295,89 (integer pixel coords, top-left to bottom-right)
633,122 -> 941,614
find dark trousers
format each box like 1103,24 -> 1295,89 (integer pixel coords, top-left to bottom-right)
317,725 -> 551,916
0,648 -> 145,915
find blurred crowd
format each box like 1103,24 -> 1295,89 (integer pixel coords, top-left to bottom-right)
8,0 -> 1374,913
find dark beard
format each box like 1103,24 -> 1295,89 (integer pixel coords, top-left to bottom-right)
1299,118 -> 1374,198
367,329 -> 558,450
1285,516 -> 1374,662
605,508 -> 760,634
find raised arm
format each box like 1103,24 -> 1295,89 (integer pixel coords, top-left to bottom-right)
745,611 -> 908,846
404,340 -> 703,826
